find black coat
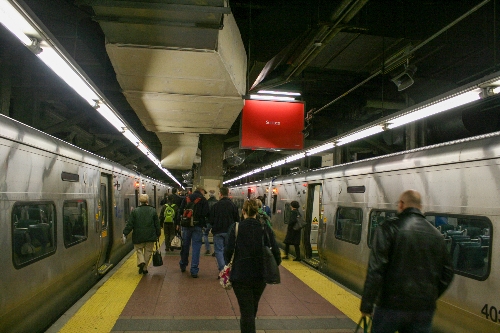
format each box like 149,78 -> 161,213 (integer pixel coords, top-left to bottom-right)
224,218 -> 281,283
360,207 -> 454,313
210,197 -> 239,234
284,210 -> 301,245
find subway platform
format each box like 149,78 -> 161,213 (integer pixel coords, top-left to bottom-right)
47,237 -> 363,333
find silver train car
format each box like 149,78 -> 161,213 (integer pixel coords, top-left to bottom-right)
0,114 -> 171,333
229,132 -> 500,333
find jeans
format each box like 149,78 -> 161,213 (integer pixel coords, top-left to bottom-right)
233,281 -> 266,333
372,307 -> 434,333
203,223 -> 212,252
179,226 -> 203,275
213,233 -> 228,271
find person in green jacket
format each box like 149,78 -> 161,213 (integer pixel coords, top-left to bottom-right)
123,194 -> 161,274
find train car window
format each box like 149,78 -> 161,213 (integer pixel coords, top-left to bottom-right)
426,213 -> 492,280
12,202 -> 56,268
63,200 -> 88,248
368,210 -> 397,248
335,207 -> 363,244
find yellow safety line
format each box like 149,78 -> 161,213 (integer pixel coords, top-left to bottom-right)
280,258 -> 361,323
58,234 -> 164,333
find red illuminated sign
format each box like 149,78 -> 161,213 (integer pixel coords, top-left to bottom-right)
240,99 -> 304,150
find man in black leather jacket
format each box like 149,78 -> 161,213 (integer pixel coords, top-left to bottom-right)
360,190 -> 454,333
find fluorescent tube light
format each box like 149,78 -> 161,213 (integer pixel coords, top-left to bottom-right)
286,152 -> 306,162
386,89 -> 481,129
95,103 -> 126,132
271,159 -> 286,167
37,48 -> 99,106
0,1 -> 35,45
249,94 -> 297,102
257,90 -> 301,96
337,126 -> 384,146
306,142 -> 335,155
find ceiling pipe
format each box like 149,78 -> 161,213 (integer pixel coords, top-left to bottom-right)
310,0 -> 491,118
284,0 -> 369,80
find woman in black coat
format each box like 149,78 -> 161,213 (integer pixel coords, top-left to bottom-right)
224,198 -> 281,333
282,200 -> 302,261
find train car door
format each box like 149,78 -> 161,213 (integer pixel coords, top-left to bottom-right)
303,183 -> 322,263
96,174 -> 113,274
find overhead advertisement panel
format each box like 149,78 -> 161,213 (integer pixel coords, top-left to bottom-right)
240,99 -> 304,150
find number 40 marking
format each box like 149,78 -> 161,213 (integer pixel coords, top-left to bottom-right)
481,304 -> 499,323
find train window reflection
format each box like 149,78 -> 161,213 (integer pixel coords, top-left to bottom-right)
63,200 -> 88,247
335,207 -> 363,244
12,202 -> 56,268
426,214 -> 491,280
368,210 -> 397,248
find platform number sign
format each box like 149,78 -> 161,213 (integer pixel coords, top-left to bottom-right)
481,304 -> 499,323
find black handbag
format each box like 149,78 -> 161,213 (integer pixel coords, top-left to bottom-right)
293,212 -> 307,231
152,239 -> 163,267
262,229 -> 280,284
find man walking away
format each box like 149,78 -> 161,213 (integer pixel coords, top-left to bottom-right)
360,189 -> 454,333
160,194 -> 178,251
210,187 -> 239,276
172,188 -> 184,207
203,190 -> 218,255
178,185 -> 209,278
123,194 -> 161,275
258,195 -> 272,218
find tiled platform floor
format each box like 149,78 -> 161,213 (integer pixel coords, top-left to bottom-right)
112,247 -> 357,332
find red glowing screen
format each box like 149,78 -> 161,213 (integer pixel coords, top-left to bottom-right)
240,99 -> 304,150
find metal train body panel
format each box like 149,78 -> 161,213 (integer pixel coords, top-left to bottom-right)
0,114 -> 170,333
229,132 -> 500,332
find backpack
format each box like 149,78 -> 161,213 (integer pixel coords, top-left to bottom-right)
180,196 -> 201,227
164,204 -> 176,223
258,209 -> 272,228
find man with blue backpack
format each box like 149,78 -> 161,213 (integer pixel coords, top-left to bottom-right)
159,195 -> 178,251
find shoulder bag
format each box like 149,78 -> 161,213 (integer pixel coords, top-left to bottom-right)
262,228 -> 280,284
293,212 -> 307,231
152,239 -> 163,266
170,231 -> 182,250
219,222 -> 239,290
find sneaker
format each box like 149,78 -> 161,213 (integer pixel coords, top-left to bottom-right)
180,267 -> 186,272
138,262 -> 145,274
142,269 -> 148,274
205,250 -> 211,255
191,274 -> 198,278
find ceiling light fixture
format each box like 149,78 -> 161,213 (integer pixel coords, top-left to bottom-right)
385,88 -> 482,129
337,126 -> 385,146
0,0 -> 181,186
257,90 -> 301,96
249,94 -> 297,102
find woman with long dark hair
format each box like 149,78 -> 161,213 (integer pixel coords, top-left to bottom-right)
224,198 -> 281,333
282,200 -> 302,261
